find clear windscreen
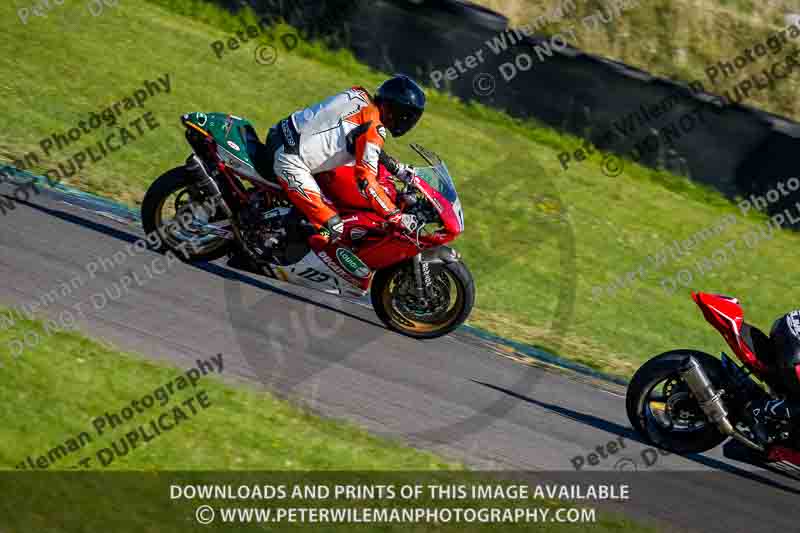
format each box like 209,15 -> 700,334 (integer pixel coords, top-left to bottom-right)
415,163 -> 459,204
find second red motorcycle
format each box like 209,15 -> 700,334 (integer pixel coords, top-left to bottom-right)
627,291 -> 800,466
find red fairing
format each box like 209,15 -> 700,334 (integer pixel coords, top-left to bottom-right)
339,211 -> 386,245
310,163 -> 460,275
691,292 -> 769,375
309,210 -> 422,272
768,445 -> 800,465
357,236 -> 421,270
412,176 -> 463,237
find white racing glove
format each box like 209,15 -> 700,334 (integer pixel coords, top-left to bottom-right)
395,163 -> 416,185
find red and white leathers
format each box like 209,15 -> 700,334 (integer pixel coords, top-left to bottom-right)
271,86 -> 400,238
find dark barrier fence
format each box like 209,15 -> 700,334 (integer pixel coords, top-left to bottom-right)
222,0 -> 800,220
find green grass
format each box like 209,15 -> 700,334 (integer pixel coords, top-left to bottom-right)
0,313 -> 653,533
0,310 -> 453,471
472,0 -> 800,120
1,0 -> 799,378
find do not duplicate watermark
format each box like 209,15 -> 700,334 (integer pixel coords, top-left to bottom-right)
0,168 -> 41,217
13,74 -> 172,183
432,0 -> 642,98
0,194 -> 221,363
659,178 -> 800,294
15,355 -> 223,470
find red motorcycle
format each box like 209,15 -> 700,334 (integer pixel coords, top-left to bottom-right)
627,292 -> 800,465
141,112 -> 474,338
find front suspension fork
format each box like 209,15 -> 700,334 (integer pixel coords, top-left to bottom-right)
412,253 -> 434,300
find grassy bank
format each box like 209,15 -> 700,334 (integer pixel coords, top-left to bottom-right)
0,313 -> 652,533
1,0 -> 799,377
0,311 -> 452,471
473,0 -> 800,121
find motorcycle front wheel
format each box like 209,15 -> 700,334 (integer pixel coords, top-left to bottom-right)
371,259 -> 475,339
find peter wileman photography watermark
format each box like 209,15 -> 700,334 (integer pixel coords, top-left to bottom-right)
591,177 -> 800,300
210,9 -> 352,67
555,80 -> 713,178
430,0 -> 578,94
17,0 -> 120,25
557,18 -> 800,178
570,436 -> 671,471
1,74 -> 172,216
0,168 -> 41,217
11,73 -> 172,186
493,0 -> 644,87
705,16 -> 800,96
659,179 -> 800,294
431,0 -> 643,97
210,16 -> 300,67
0,194 -> 221,362
15,354 -> 223,469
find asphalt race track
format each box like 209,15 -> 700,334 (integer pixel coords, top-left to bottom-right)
2,185 -> 800,532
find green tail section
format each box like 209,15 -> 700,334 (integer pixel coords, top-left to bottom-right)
181,112 -> 258,170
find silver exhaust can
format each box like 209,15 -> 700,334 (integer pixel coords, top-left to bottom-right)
679,356 -> 764,451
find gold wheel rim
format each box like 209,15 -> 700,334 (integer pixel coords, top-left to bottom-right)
382,267 -> 464,334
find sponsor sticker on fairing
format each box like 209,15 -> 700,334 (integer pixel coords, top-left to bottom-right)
350,227 -> 368,240
318,251 -> 359,285
336,248 -> 370,278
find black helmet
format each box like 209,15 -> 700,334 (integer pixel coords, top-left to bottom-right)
374,75 -> 426,137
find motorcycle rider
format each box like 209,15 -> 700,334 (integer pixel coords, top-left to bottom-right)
747,310 -> 800,445
255,74 -> 426,246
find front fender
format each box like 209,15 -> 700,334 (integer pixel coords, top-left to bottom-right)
421,245 -> 462,264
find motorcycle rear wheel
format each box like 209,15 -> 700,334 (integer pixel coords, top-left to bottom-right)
141,166 -> 232,262
371,260 -> 475,339
626,350 -> 729,454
